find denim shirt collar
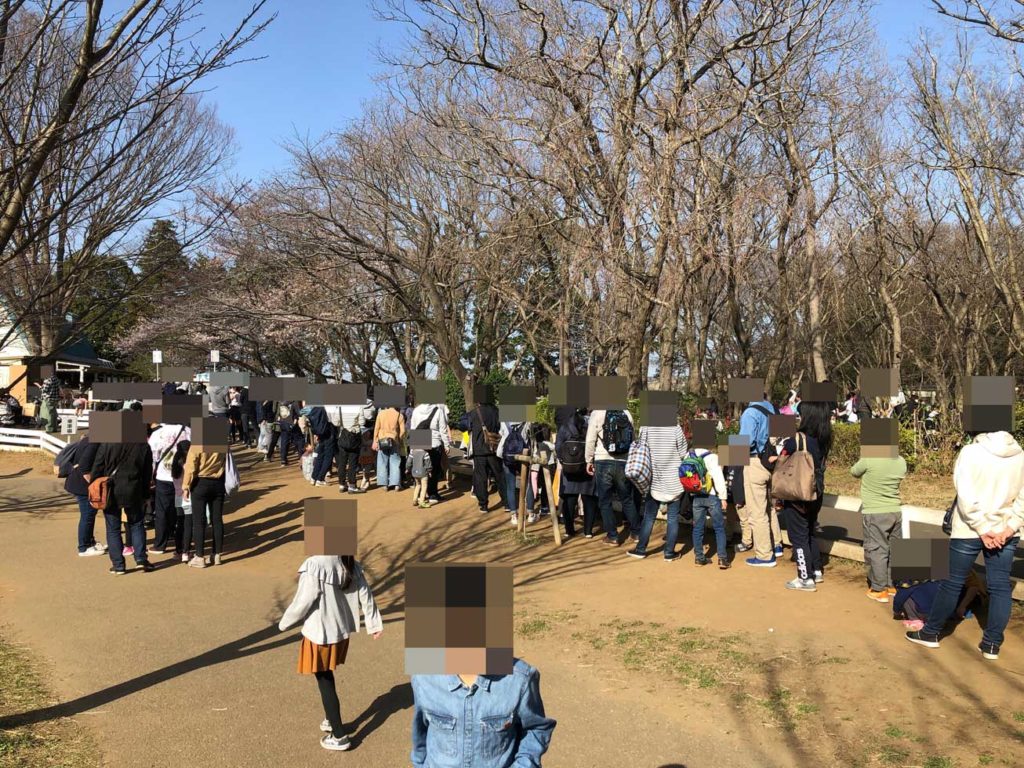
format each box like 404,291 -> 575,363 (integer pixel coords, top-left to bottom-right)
447,675 -> 493,693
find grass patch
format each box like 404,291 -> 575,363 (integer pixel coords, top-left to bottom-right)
878,745 -> 911,765
0,632 -> 100,768
923,758 -> 954,768
979,755 -> 994,766
796,703 -> 820,715
885,725 -> 910,740
516,618 -> 550,638
1012,712 -> 1024,723
480,528 -> 544,548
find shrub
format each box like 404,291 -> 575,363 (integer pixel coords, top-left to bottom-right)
828,421 -> 920,473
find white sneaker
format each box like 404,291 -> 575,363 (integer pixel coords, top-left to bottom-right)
320,719 -> 332,733
527,513 -> 539,524
181,553 -> 190,563
78,545 -> 104,557
213,554 -> 222,566
320,734 -> 351,751
509,513 -> 518,526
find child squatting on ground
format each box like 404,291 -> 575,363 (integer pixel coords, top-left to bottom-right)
278,553 -> 383,751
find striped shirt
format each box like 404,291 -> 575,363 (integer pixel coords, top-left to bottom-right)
639,425 -> 689,502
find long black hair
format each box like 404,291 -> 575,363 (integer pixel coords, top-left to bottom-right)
798,401 -> 833,460
341,554 -> 355,590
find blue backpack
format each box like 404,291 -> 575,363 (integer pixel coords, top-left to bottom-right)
503,425 -> 527,471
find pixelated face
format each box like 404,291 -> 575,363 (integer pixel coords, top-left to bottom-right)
768,415 -> 797,439
962,376 -> 1015,433
470,383 -> 496,407
303,499 -> 358,556
413,380 -> 445,406
190,416 -> 229,452
404,563 -> 514,676
891,538 -> 950,584
718,437 -> 751,468
144,394 -> 203,425
637,391 -> 678,427
588,376 -> 627,410
690,420 -> 718,451
799,381 -> 838,403
162,366 -> 195,382
547,376 -> 589,408
498,384 -> 537,423
860,368 -> 899,400
727,378 -> 764,405
860,418 -> 899,459
89,411 -> 148,444
408,429 -> 432,449
374,385 -> 407,408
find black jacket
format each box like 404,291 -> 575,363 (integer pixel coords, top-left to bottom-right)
63,435 -> 99,497
555,414 -> 594,496
307,406 -> 333,438
90,442 -> 154,512
467,403 -> 500,457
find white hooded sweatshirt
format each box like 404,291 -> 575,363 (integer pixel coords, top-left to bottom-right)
951,431 -> 1024,539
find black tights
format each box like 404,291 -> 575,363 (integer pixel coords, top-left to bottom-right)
315,670 -> 343,738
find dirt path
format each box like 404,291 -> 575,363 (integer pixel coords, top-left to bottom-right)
0,450 -> 1021,768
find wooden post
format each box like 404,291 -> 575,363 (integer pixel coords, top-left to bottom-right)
540,465 -> 562,546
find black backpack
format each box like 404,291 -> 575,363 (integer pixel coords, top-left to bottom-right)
503,425 -> 527,471
601,410 -> 633,455
557,414 -> 587,473
55,439 -> 81,479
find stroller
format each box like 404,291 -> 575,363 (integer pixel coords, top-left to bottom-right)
0,394 -> 23,427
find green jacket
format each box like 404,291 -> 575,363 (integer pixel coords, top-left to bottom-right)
850,456 -> 907,514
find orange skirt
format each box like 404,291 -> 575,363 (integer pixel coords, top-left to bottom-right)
297,636 -> 349,674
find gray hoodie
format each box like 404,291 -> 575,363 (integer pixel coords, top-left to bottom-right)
951,431 -> 1024,539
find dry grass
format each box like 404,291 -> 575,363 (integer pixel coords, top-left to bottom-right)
0,633 -> 100,768
826,467 -> 955,509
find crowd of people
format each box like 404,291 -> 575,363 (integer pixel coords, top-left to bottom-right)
43,375 -> 1022,761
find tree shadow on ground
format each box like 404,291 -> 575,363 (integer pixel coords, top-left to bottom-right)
0,624 -> 291,730
224,500 -> 303,562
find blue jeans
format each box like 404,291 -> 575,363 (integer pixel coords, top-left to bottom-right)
104,505 -> 147,570
313,434 -> 336,482
924,536 -> 1020,647
503,465 -> 535,513
692,495 -> 728,561
376,448 -> 400,488
75,494 -> 97,552
635,495 -> 680,557
594,460 -> 640,538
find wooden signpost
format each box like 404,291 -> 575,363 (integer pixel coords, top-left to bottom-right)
512,452 -> 562,546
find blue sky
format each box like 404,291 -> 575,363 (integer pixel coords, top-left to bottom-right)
191,0 -> 948,185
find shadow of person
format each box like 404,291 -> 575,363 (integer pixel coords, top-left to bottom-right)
656,763 -> 688,767
346,682 -> 414,748
0,624 -> 291,729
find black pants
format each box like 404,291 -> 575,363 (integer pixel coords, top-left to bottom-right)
240,412 -> 253,446
561,493 -> 599,537
191,476 -> 226,558
426,446 -> 444,499
315,670 -> 343,738
152,480 -> 177,550
472,455 -> 506,510
335,445 -> 360,487
267,428 -> 303,464
783,500 -> 823,581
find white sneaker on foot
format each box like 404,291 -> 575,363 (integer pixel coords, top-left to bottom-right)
78,545 -> 104,557
527,513 -> 539,524
320,734 -> 351,751
509,513 -> 518,526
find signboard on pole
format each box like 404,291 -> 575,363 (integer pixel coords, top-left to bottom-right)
210,350 -> 220,363
60,415 -> 76,435
152,350 -> 163,364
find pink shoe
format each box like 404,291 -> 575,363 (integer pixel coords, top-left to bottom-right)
122,546 -> 134,557
902,619 -> 924,631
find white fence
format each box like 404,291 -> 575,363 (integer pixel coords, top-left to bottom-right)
56,408 -> 89,430
0,427 -> 69,455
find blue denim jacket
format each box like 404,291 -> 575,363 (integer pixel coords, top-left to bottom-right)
410,658 -> 555,767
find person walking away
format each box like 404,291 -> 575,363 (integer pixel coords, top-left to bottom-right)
148,421 -> 191,554
90,439 -> 154,574
850,446 -> 907,602
410,400 -> 450,503
278,554 -> 383,751
182,439 -> 229,567
737,394 -> 781,567
59,431 -> 104,556
239,387 -> 256,447
555,407 -> 599,538
685,445 -> 731,568
227,387 -> 243,444
627,422 -> 688,561
498,420 -> 533,525
906,430 -> 1024,660
855,390 -> 873,423
409,446 -> 432,508
373,404 -> 405,491
774,401 -> 832,592
267,401 -> 302,466
410,658 -> 556,767
468,394 -> 507,513
585,408 -> 639,546
308,406 -> 335,487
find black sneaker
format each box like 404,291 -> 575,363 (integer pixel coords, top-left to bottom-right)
626,548 -> 647,559
978,641 -> 1000,660
664,552 -> 681,562
349,487 -> 366,494
602,536 -> 620,548
137,561 -> 155,572
108,567 -> 126,575
478,506 -> 489,514
905,630 -> 940,649
719,559 -> 732,570
735,542 -> 753,553
695,557 -> 709,566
